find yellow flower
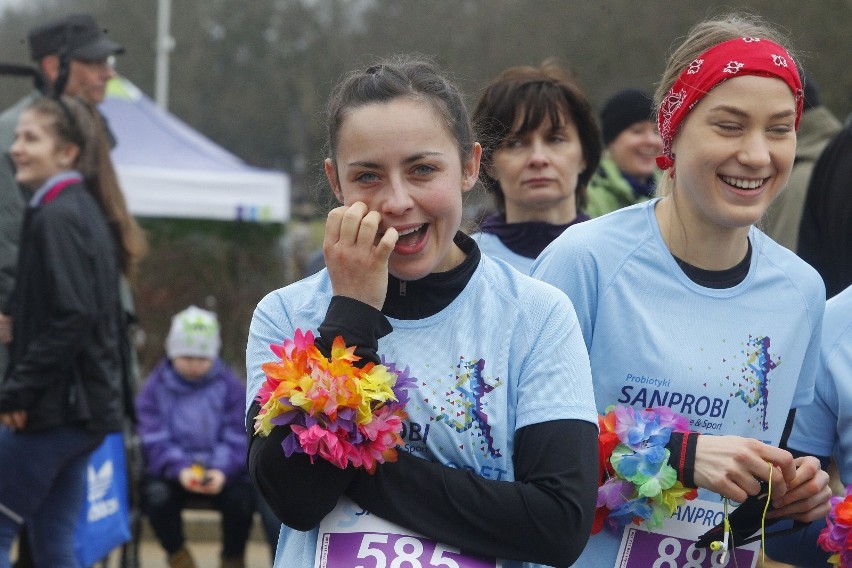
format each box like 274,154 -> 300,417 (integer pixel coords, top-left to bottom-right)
353,364 -> 398,424
254,397 -> 296,436
658,481 -> 695,515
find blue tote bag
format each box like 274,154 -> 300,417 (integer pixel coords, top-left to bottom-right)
74,432 -> 132,566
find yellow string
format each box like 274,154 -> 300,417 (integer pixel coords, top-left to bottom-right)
723,498 -> 732,564
761,463 -> 773,565
717,463 -> 774,566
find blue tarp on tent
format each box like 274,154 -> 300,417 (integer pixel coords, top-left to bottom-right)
99,77 -> 289,222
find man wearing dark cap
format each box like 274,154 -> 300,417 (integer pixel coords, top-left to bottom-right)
27,12 -> 124,103
586,88 -> 663,217
0,13 -> 124,376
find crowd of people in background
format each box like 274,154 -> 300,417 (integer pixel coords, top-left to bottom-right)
0,7 -> 851,568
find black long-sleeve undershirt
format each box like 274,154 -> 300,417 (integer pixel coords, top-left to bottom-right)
347,419 -> 598,566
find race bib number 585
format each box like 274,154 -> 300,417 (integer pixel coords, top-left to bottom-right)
316,498 -> 501,568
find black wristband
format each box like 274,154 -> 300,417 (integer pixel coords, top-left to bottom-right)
682,432 -> 699,488
667,431 -> 699,488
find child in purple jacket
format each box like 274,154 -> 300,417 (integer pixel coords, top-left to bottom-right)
135,305 -> 254,568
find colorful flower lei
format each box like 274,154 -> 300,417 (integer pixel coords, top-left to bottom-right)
254,329 -> 415,474
818,485 -> 852,567
593,404 -> 698,534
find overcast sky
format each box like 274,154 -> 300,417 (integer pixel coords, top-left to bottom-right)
0,0 -> 25,15
0,0 -> 39,16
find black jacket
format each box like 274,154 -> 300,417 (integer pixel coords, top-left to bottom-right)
798,120 -> 852,299
0,180 -> 124,433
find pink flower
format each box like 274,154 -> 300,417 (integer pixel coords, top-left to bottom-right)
818,490 -> 852,562
361,406 -> 403,441
292,424 -> 348,469
276,328 -> 315,359
613,405 -> 646,448
357,406 -> 404,473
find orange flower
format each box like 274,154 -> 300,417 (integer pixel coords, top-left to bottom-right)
835,498 -> 852,526
598,411 -> 620,479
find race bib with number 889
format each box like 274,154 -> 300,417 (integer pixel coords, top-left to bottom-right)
615,499 -> 760,568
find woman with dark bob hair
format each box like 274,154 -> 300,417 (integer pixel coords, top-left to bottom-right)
471,59 -> 601,273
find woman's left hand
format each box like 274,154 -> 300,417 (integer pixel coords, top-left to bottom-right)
767,456 -> 832,522
0,410 -> 27,430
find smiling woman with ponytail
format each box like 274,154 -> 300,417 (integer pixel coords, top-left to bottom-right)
0,94 -> 137,567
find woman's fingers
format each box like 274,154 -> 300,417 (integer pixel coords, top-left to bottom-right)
694,435 -> 794,502
339,202 -> 371,245
0,410 -> 27,430
323,202 -> 393,310
357,210 -> 382,248
375,227 -> 398,262
324,205 -> 346,249
768,456 -> 832,521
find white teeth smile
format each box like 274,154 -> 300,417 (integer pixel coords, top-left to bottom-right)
396,225 -> 423,237
721,176 -> 765,189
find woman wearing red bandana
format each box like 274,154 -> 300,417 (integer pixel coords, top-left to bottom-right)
532,13 -> 832,567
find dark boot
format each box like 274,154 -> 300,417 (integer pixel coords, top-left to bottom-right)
220,557 -> 246,568
168,547 -> 198,568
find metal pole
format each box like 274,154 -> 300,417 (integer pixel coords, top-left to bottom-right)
154,0 -> 174,110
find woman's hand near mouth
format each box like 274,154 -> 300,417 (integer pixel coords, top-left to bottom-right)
324,201 -> 399,310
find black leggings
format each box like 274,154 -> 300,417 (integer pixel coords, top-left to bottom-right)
140,475 -> 256,558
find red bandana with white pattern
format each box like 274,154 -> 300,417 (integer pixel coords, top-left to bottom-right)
656,37 -> 803,171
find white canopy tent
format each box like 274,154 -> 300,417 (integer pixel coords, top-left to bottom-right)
99,77 -> 290,222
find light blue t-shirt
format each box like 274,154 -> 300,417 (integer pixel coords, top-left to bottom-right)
470,232 -> 533,274
787,284 -> 852,484
246,254 -> 598,568
531,199 -> 825,567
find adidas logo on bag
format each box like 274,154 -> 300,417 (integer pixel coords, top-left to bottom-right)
87,458 -> 119,522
